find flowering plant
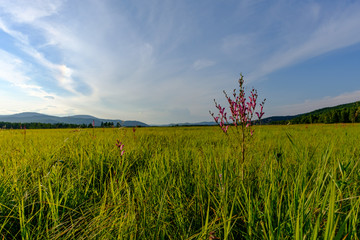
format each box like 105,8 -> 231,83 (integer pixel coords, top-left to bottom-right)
210,74 -> 265,178
116,139 -> 125,156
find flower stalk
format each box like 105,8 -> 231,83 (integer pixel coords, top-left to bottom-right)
210,74 -> 265,179
116,140 -> 125,156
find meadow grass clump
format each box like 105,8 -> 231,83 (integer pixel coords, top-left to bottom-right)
0,124 -> 360,239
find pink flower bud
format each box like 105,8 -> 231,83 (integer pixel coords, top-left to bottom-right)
222,125 -> 229,133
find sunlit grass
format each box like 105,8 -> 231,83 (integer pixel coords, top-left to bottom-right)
0,124 -> 359,239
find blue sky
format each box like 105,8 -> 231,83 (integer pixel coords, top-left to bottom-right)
0,0 -> 360,124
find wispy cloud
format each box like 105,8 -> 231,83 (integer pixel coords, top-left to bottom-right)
0,49 -> 52,98
0,0 -> 63,23
0,0 -> 360,123
0,2 -> 79,96
222,34 -> 256,54
0,49 -> 29,85
247,1 -> 360,81
193,59 -> 215,70
0,18 -> 28,43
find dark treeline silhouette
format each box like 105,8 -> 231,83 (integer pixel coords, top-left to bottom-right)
100,121 -> 122,128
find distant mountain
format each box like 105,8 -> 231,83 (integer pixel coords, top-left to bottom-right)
0,112 -> 148,127
3,101 -> 359,128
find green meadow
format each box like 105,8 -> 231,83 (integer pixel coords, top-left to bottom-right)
1,124 -> 360,239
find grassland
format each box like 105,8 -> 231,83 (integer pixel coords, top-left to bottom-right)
0,124 -> 360,239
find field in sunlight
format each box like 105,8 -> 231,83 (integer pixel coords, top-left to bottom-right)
1,124 -> 360,239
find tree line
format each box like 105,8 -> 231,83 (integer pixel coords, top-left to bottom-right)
100,121 -> 122,128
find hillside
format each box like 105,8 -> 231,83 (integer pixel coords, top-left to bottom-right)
0,112 -> 148,127
2,101 -> 360,128
268,101 -> 360,124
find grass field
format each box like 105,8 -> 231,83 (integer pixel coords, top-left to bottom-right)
1,124 -> 360,239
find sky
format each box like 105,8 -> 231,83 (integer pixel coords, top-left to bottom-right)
0,0 -> 360,125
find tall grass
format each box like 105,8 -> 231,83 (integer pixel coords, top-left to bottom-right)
0,124 -> 359,239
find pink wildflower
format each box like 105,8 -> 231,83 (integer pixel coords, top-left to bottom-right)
210,74 -> 265,135
116,139 -> 125,156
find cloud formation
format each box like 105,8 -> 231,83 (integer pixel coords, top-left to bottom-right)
246,1 -> 360,81
0,0 -> 359,124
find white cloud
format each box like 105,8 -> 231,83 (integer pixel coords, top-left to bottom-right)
55,64 -> 77,94
0,18 -> 29,43
0,49 -> 57,100
0,0 -> 63,23
0,1 -> 360,124
0,1 -> 211,123
0,50 -> 29,84
0,13 -> 80,95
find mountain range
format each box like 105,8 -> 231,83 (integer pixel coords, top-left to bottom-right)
1,101 -> 359,127
0,112 -> 148,127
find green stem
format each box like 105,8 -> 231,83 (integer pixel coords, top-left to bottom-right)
241,124 -> 245,180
